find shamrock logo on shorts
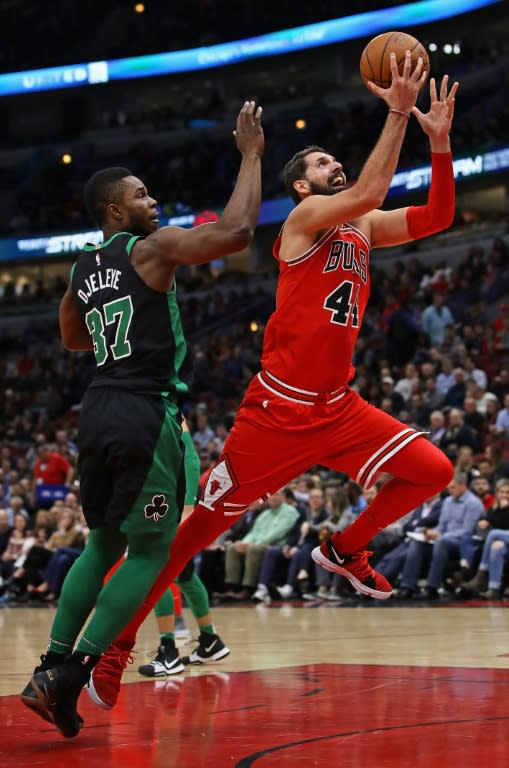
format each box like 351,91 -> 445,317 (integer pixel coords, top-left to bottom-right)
144,494 -> 169,521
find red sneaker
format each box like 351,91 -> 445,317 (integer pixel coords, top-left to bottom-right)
312,541 -> 393,600
87,641 -> 135,710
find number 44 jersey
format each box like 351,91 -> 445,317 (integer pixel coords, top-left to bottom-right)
72,231 -> 190,399
262,223 -> 371,394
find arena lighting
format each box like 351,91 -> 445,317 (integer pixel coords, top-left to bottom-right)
61,153 -> 72,164
134,2 -> 145,12
0,0 -> 501,97
2,144 -> 508,263
295,119 -> 307,130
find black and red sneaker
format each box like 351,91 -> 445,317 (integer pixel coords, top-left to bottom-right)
20,654 -> 84,729
312,540 -> 393,600
25,665 -> 84,738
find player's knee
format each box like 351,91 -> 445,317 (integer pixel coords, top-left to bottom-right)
425,445 -> 454,493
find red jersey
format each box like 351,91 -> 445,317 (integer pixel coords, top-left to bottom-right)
262,223 -> 370,392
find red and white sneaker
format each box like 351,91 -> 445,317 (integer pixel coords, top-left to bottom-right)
87,640 -> 135,710
312,540 -> 393,600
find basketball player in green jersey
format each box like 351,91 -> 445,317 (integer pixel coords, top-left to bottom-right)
20,101 -> 263,738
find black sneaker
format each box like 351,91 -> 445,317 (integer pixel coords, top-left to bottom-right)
27,664 -> 85,738
20,654 -> 84,728
181,633 -> 230,665
138,641 -> 184,677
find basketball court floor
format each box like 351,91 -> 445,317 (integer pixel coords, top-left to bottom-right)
1,598 -> 509,766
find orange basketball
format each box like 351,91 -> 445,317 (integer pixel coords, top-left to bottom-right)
359,31 -> 430,89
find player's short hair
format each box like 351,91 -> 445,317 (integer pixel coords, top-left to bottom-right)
283,146 -> 329,203
84,167 -> 132,227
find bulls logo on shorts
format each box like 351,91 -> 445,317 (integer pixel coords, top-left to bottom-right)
201,457 -> 239,510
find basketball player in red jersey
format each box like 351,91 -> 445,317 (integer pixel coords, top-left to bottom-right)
90,52 -> 459,706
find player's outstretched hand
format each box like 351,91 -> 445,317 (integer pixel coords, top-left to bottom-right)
233,100 -> 264,158
367,50 -> 428,114
412,75 -> 459,142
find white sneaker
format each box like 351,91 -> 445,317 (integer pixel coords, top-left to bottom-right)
276,584 -> 293,599
138,643 -> 185,677
253,584 -> 269,601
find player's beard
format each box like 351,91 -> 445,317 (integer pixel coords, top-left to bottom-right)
308,180 -> 343,196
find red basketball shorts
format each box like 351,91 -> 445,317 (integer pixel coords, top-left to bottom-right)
200,372 -> 425,515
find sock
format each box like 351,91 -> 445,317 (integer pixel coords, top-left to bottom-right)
178,571 -> 210,622
44,648 -> 69,665
199,623 -> 215,636
333,437 -> 452,554
66,650 -> 101,686
160,632 -> 175,643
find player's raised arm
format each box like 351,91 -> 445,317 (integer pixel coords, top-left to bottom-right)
143,101 -> 264,266
286,51 -> 427,236
368,74 -> 459,249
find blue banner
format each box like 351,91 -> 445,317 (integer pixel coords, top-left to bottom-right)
1,145 -> 507,263
0,0 -> 500,97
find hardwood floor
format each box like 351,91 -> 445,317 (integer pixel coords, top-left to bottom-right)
2,601 -> 509,767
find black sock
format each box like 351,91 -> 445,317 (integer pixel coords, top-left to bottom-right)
67,651 -> 101,685
44,650 -> 68,666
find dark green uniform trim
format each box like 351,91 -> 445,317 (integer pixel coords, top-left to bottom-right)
125,235 -> 141,256
83,231 -> 132,251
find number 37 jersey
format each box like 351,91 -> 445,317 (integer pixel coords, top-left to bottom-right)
71,231 -> 189,399
261,223 -> 371,393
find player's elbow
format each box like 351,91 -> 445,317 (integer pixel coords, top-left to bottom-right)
220,225 -> 255,253
60,332 -> 92,352
351,185 -> 386,216
233,225 -> 255,248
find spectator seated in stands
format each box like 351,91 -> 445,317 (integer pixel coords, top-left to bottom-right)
454,445 -> 480,486
489,392 -> 509,444
0,509 -> 13,560
32,508 -> 88,602
8,507 -> 84,601
376,494 -> 443,585
397,472 -> 484,600
198,502 -> 263,599
253,487 -> 327,602
0,513 -> 33,589
456,478 -> 507,585
460,479 -> 509,599
439,408 -> 478,460
312,484 -> 373,600
222,489 -> 300,601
